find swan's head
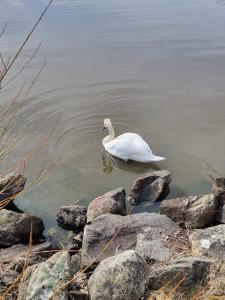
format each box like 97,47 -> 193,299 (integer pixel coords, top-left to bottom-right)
103,118 -> 112,131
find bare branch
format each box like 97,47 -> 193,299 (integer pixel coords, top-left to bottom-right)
0,22 -> 7,38
0,0 -> 53,83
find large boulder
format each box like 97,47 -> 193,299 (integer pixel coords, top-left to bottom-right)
0,209 -> 44,247
88,250 -> 149,300
148,257 -> 213,299
81,212 -> 180,267
0,172 -> 26,204
189,224 -> 225,258
56,204 -> 87,231
87,187 -> 126,223
128,170 -> 171,205
160,194 -> 217,229
18,251 -> 70,300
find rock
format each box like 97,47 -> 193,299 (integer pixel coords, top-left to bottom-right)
0,242 -> 58,299
0,241 -> 56,272
148,257 -> 213,298
189,225 -> 225,258
81,212 -> 180,267
18,251 -> 70,300
160,194 -> 217,229
0,172 -> 26,204
88,250 -> 149,300
68,232 -> 83,254
56,204 -> 87,231
212,177 -> 225,223
0,209 -> 44,247
87,187 -> 126,223
128,170 -> 171,205
47,227 -> 75,249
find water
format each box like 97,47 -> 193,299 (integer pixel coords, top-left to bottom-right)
0,0 -> 225,231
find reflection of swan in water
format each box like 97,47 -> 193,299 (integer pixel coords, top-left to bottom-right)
102,151 -> 160,174
102,118 -> 165,163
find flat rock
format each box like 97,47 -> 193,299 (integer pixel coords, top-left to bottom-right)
18,251 -> 70,300
160,194 -> 217,229
148,257 -> 213,298
87,187 -> 126,223
189,224 -> 225,258
0,209 -> 44,248
56,204 -> 87,231
81,212 -> 180,267
128,170 -> 171,205
0,242 -> 58,298
0,172 -> 26,204
88,250 -> 149,300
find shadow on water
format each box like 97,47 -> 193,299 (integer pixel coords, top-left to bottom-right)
102,151 -> 161,174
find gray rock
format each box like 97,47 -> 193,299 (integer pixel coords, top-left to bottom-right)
0,242 -> 56,272
189,224 -> 225,258
56,205 -> 87,231
212,177 -> 225,223
148,257 -> 213,297
128,170 -> 171,204
87,187 -> 126,223
0,209 -> 44,247
0,242 -> 58,299
88,250 -> 149,300
0,172 -> 26,204
160,194 -> 217,229
18,251 -> 70,300
81,212 -> 180,267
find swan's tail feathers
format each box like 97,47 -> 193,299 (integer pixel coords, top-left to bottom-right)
152,155 -> 166,162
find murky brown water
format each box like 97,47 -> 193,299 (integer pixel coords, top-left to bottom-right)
1,0 -> 225,230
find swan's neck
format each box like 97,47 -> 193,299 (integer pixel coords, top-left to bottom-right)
103,123 -> 115,145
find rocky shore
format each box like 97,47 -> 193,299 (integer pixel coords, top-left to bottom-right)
1,170 -> 225,299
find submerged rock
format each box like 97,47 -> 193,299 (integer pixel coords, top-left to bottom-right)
18,251 -> 70,300
0,172 -> 26,204
88,250 -> 149,300
148,257 -> 213,298
160,194 -> 217,229
0,209 -> 44,247
87,187 -> 126,223
56,204 -> 87,231
189,224 -> 225,258
81,212 -> 179,267
128,170 -> 171,205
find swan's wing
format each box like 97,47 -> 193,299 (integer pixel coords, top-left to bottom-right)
104,133 -> 153,160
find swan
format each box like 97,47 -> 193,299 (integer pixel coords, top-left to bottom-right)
102,118 -> 165,163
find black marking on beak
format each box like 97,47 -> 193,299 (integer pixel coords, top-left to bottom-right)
103,126 -> 106,131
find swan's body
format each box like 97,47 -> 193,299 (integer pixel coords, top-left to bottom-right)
102,119 -> 165,163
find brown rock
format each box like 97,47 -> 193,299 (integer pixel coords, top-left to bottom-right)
128,170 -> 171,205
0,209 -> 44,247
148,257 -> 213,299
87,187 -> 126,223
0,173 -> 26,204
160,194 -> 217,229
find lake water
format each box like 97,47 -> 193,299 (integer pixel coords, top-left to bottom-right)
1,0 -> 225,231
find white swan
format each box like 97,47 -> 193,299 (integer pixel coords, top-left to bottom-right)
102,118 -> 165,163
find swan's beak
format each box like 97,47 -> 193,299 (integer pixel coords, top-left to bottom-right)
103,126 -> 106,131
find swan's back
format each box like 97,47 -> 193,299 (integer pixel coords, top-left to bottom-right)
103,132 -> 162,162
